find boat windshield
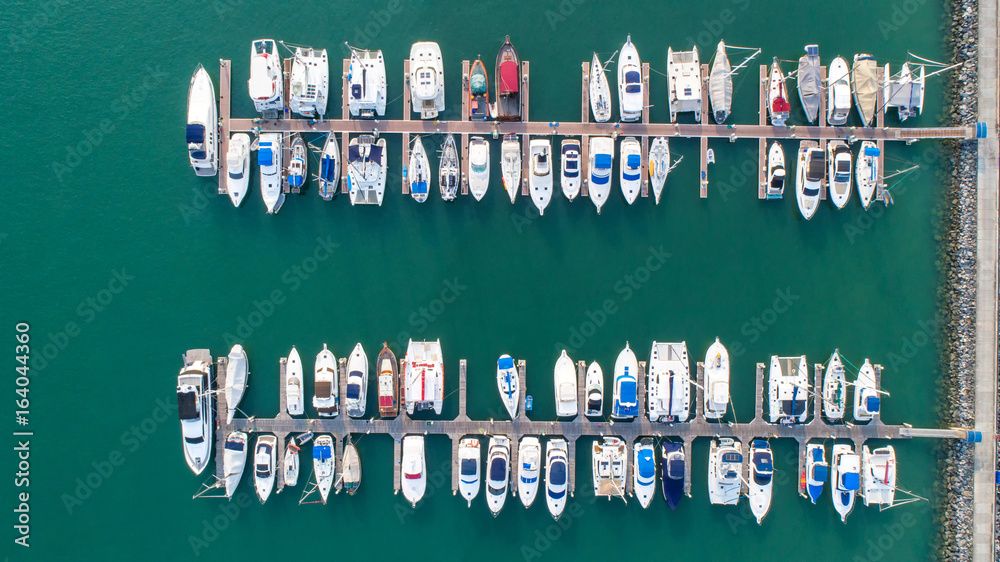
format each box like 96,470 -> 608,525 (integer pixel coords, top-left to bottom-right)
255,465 -> 270,478
549,461 -> 566,485
225,440 -> 245,452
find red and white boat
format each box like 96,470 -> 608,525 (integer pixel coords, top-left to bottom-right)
403,339 -> 444,415
768,57 -> 790,127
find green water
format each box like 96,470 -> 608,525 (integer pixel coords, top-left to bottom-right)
3,0 -> 957,560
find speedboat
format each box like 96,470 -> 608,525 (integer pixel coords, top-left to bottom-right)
313,434 -> 334,503
495,36 -> 521,121
748,439 -> 773,524
285,346 -> 304,416
545,439 -> 569,519
648,137 -> 670,204
612,343 -> 638,419
347,46 -> 386,119
827,56 -> 852,125
584,361 -> 603,417
617,35 -> 643,122
704,338 -> 730,419
856,141 -> 880,209
377,343 -> 399,418
409,136 -> 431,203
346,343 -> 368,418
620,137 -> 642,205
852,54 -> 878,126
223,431 -> 248,498
501,134 -> 521,203
318,134 -> 340,200
517,436 -> 541,508
768,57 -> 790,126
258,133 -> 284,214
823,350 -> 847,421
827,140 -> 853,209
765,141 -> 786,199
283,439 -> 299,488
590,53 -> 612,122
313,344 -> 339,417
648,341 -> 690,422
497,354 -> 519,419
854,359 -> 880,422
253,434 -> 277,503
831,443 -> 861,522
707,437 -> 742,505
403,339 -> 444,415
668,45 -> 702,122
661,442 -> 684,509
486,435 -> 511,516
560,139 -> 582,201
177,349 -> 213,474
288,46 -> 328,118
861,445 -> 896,507
347,134 -> 387,205
469,57 -> 490,120
768,355 -> 809,424
797,45 -> 821,123
805,443 -> 828,504
287,134 -> 307,192
225,344 -> 248,424
796,141 -> 823,220
248,39 -> 283,114
342,439 -> 362,495
884,62 -> 925,121
225,134 -> 250,206
633,438 -> 656,508
529,139 -> 553,215
588,136 -> 614,214
468,136 -> 490,201
439,134 -> 460,202
187,64 -> 218,177
709,40 -> 732,123
592,436 -> 627,500
458,437 -> 481,506
554,350 -> 578,417
401,435 -> 426,507
409,42 -> 445,119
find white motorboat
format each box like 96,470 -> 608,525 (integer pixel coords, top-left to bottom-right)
458,437 -> 481,507
823,350 -> 847,421
517,436 -> 541,508
248,39 -> 283,114
285,346 -> 304,416
831,443 -> 861,522
313,344 -> 339,418
401,435 -> 426,507
647,137 -> 670,204
633,438 -> 656,509
403,339 -> 444,415
667,45 -> 701,122
827,140 -> 853,209
187,64 -> 218,177
612,342 -> 638,419
283,440 -> 300,488
884,62 -> 925,121
486,435 -> 511,516
341,439 -> 362,495
765,141 -> 786,200
178,349 -> 213,474
707,437 -> 742,505
798,45 -> 821,123
347,134 -> 387,205
590,52 -> 612,122
560,139 -> 582,201
748,439 -> 773,524
796,140 -> 823,220
709,41 -> 732,123
409,41 -> 445,119
588,136 -> 614,214
592,436 -> 627,500
253,434 -> 277,504
439,134 -> 460,202
856,141 -> 880,209
501,134 -> 521,203
617,35 -> 643,122
468,136 -> 490,201
287,134 -> 307,192
852,54 -> 878,126
258,133 -> 285,214
346,343 -> 368,418
224,344 -> 248,424
318,134 -> 340,201
805,443 -> 828,504
223,431 -> 248,498
584,361 -> 603,417
854,359 -> 880,422
620,137 -> 642,205
408,136 -> 431,203
497,354 -> 519,419
768,57 -> 790,127
545,438 -> 569,519
288,46 -> 328,118
554,350 -> 578,417
225,134 -> 250,206
768,355 -> 809,424
529,139 -> 553,215
827,56 -> 852,126
704,338 -> 730,419
313,434 -> 334,503
861,445 -> 896,507
347,46 -> 387,119
648,341 -> 690,422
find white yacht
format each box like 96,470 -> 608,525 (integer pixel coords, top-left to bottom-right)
805,443 -> 829,504
347,134 -> 387,205
408,136 -> 431,203
707,437 -> 742,505
342,439 -> 362,495
253,434 -> 277,504
823,350 -> 847,421
856,141 -> 880,209
766,141 -> 785,199
285,346 -> 304,416
346,343 -> 368,418
612,343 -> 638,419
748,439 -> 773,524
768,355 -> 809,424
647,137 -> 670,204
501,134 -> 521,203
529,139 -> 553,215
318,134 -> 340,201
768,57 -> 790,126
223,431 -> 248,498
633,438 -> 656,509
517,436 -> 542,508
486,435 -> 511,516
409,42 -> 445,119
545,439 -> 569,519
283,440 -> 299,488
620,137 -> 642,204
884,62 -> 925,121
187,65 -> 218,176
852,54 -> 878,126
313,434 -> 334,503
592,437 -> 627,500
403,339 -> 444,415
177,349 -> 213,474
248,39 -> 283,114
831,443 -> 861,522
704,338 -> 730,419
796,140 -> 823,220
288,46 -> 328,118
497,354 -> 519,419
588,136 -> 614,214
458,437 -> 481,507
347,46 -> 387,119
554,350 -> 578,417
224,344 -> 248,424
861,445 -> 897,507
617,35 -> 643,122
439,134 -> 460,202
667,45 -> 702,122
468,136 -> 490,201
560,139 -> 582,201
584,361 -> 603,417
225,134 -> 250,206
313,344 -> 339,417
854,359 -> 880,422
798,45 -> 822,123
827,56 -> 852,126
647,341 -> 690,423
258,133 -> 285,214
590,52 -> 612,122
401,435 -> 426,507
709,40 -> 732,123
828,140 -> 853,209
287,134 -> 307,192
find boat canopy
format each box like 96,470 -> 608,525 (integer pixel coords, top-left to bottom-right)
667,458 -> 684,479
177,390 -> 199,420
620,380 -> 637,404
498,356 -> 515,370
186,124 -> 205,144
412,181 -> 428,194
368,144 -> 383,162
842,471 -> 860,490
623,171 -> 640,181
638,450 -> 655,478
781,398 -> 807,416
315,381 -> 332,397
346,382 -> 361,400
863,146 -> 881,157
562,143 -> 579,154
489,457 -> 507,481
499,61 -> 518,95
595,154 -> 612,169
225,439 -> 244,451
812,463 -> 829,482
550,461 -> 567,485
313,445 -> 332,460
772,97 -> 790,113
625,70 -> 641,93
460,458 -> 477,475
865,395 -> 881,413
471,72 -> 486,95
259,147 -> 273,167
320,156 -> 336,181
627,154 -> 641,168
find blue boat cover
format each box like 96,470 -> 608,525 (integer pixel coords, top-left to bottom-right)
348,144 -> 361,162
625,70 -> 640,84
751,439 -> 767,449
843,472 -> 860,490
498,356 -> 514,370
225,440 -> 244,451
369,144 -> 383,162
806,45 -> 819,57
591,173 -> 610,185
460,458 -> 477,475
753,451 -> 773,474
320,156 -> 335,181
627,154 -> 640,168
810,447 -> 824,462
186,124 -> 205,144
289,174 -> 303,187
866,396 -> 881,412
668,458 -> 684,478
259,147 -> 273,167
864,146 -> 881,157
595,154 -> 612,168
620,380 -> 636,403
562,144 -> 577,155
346,382 -> 361,400
550,461 -> 566,485
313,445 -> 332,460
567,160 -> 578,170
623,172 -> 640,181
412,181 -> 428,194
638,450 -> 655,478
489,458 -> 507,481
813,464 -> 829,482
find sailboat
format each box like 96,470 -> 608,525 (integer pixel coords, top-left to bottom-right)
497,354 -> 519,419
341,438 -> 362,495
584,361 -> 603,417
619,137 -> 642,205
517,436 -> 541,508
766,141 -> 786,199
633,438 -> 656,509
884,62 -> 928,121
554,350 -> 577,418
253,434 -> 277,503
377,343 -> 399,418
439,134 -> 460,202
856,141 -> 880,209
797,45 -> 822,123
225,344 -> 248,424
545,439 -> 569,520
223,431 -> 248,499
402,339 -> 444,415
287,134 -> 307,192
285,346 -> 304,416
317,134 -> 340,201
827,140 -> 853,209
748,440 -> 773,524
854,359 -> 881,422
704,338 -> 730,419
827,56 -> 852,125
468,137 -> 490,201
313,344 -> 339,418
346,45 -> 387,119
501,134 -> 521,203
409,136 -> 431,203
647,341 -> 691,422
459,438 -> 481,506
529,139 -> 553,215
768,57 -> 791,126
401,435 -> 426,507
409,42 -> 445,119
823,350 -> 847,421
852,54 -> 878,126
469,57 -> 490,120
187,64 -> 218,177
287,46 -> 328,118
617,35 -> 643,122
805,443 -> 829,504
313,434 -> 334,504
709,40 -> 732,123
560,139 -> 582,201
225,134 -> 250,206
612,343 -> 638,419
590,53 -> 612,122
347,134 -> 387,206
647,137 -> 671,204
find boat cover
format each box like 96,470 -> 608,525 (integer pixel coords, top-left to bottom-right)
225,439 -> 244,451
550,461 -> 567,485
772,97 -> 790,113
781,398 -> 807,415
798,57 -> 822,121
320,156 -> 335,181
348,144 -> 361,162
853,57 -> 877,124
346,382 -> 361,400
315,381 -> 332,397
595,154 -> 612,169
623,171 -> 640,181
562,143 -> 578,155
620,380 -> 637,403
489,457 -> 507,481
591,174 -> 609,185
177,390 -> 199,420
460,458 -> 477,475
378,394 -> 394,408
471,72 -> 486,95
637,450 -> 655,478
864,146 -> 881,157
186,124 -> 205,144
412,181 -> 428,194
668,458 -> 684,478
842,472 -> 860,490
811,447 -> 824,462
368,144 -> 383,163
313,445 -> 332,460
499,61 -> 518,95
624,70 -> 641,93
812,464 -> 829,482
498,356 -> 515,370
627,154 -> 640,168
259,147 -> 273,167
865,395 -> 880,412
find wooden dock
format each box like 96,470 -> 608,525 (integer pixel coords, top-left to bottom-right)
758,65 -> 768,199
218,60 -> 232,195
699,64 -> 709,198
461,60 -> 470,196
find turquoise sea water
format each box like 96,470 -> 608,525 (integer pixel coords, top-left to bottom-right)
2,1 -> 957,560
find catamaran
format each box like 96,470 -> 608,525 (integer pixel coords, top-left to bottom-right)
584,361 -> 603,417
823,350 -> 847,421
501,134 -> 521,204
618,35 -> 643,122
469,57 -> 490,120
708,438 -> 742,505
287,134 -> 307,193
346,343 -> 368,418
318,134 -> 340,201
561,139 -> 582,201
612,342 -> 638,419
796,140 -> 824,220
403,339 -> 444,415
590,52 -> 612,122
347,45 -> 386,119
313,344 -> 339,418
225,134 -> 249,205
854,359 -> 880,422
766,141 -> 786,199
805,443 -> 829,504
861,445 -> 896,507
187,64 -> 218,177
518,436 -> 541,508
852,54 -> 878,126
497,354 -> 519,419
589,136 -> 614,214
225,344 -> 248,424
827,140 -> 853,209
377,343 -> 399,418
648,137 -> 671,204
884,61 -> 928,121
827,56 -> 852,125
748,439 -> 774,524
223,431 -> 248,498
529,139 -> 553,215
285,346 -> 304,416
313,434 -> 334,503
554,350 -> 578,417
768,57 -> 790,127
856,141 -> 880,209
258,133 -> 285,214
831,443 -> 861,522
439,134 -> 460,202
768,355 -> 809,424
648,341 -> 690,422
468,136 -> 490,201
495,36 -> 521,121
667,45 -> 701,122
797,45 -> 822,123
633,438 -> 656,509
486,435 -> 511,516
253,434 -> 277,504
620,137 -> 642,205
409,136 -> 431,203
288,46 -> 328,118
249,39 -> 283,115
409,42 -> 445,119
662,442 -> 685,509
593,437 -> 627,501
704,338 -> 730,419
347,134 -> 387,205
178,349 -> 213,474
401,435 -> 426,507
341,438 -> 362,495
545,439 -> 569,519
459,438 -> 481,506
